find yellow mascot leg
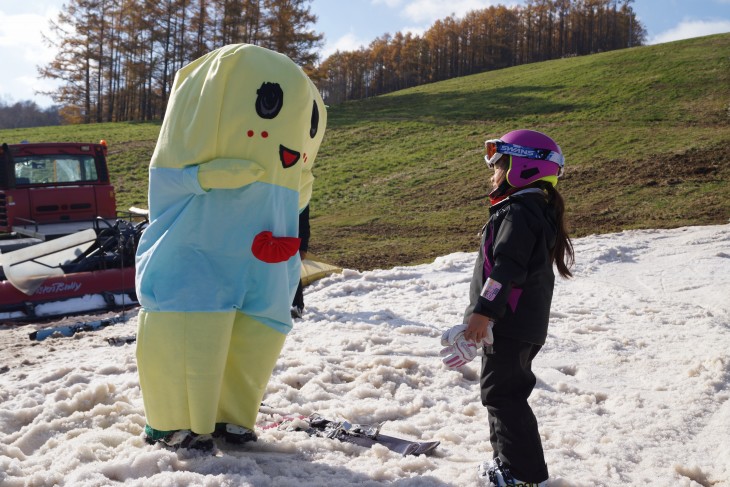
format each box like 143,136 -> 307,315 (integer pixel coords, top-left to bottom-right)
136,310 -> 235,434
217,312 -> 286,430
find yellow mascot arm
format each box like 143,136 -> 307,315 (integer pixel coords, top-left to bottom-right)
197,158 -> 265,190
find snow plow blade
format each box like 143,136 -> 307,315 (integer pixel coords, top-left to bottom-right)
0,228 -> 98,295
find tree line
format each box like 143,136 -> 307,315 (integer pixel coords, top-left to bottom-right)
39,0 -> 322,124
0,100 -> 61,130
37,0 -> 645,125
319,0 -> 645,103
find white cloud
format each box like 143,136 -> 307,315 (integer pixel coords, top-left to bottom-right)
0,8 -> 61,106
398,25 -> 428,37
649,19 -> 730,44
371,0 -> 508,25
372,0 -> 405,7
321,25 -> 429,59
322,1 -> 506,59
401,0 -> 495,23
321,32 -> 371,58
0,12 -> 48,50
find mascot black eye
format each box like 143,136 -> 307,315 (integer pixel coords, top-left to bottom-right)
255,82 -> 283,119
310,101 -> 319,139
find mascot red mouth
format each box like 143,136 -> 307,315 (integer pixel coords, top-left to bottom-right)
252,231 -> 301,263
279,145 -> 301,168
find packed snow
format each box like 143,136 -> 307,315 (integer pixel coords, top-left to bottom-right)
1,223 -> 729,487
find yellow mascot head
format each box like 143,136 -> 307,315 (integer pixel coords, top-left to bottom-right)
150,44 -> 326,208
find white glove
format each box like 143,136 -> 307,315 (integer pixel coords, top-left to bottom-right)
440,323 -> 488,369
440,324 -> 468,347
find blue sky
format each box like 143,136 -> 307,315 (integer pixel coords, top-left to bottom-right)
1,0 -> 729,107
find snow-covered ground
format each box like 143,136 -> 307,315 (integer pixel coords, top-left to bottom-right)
1,223 -> 729,487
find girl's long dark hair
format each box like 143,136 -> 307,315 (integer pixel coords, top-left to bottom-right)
543,183 -> 574,278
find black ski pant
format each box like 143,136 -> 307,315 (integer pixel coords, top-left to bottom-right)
292,279 -> 305,309
480,335 -> 548,483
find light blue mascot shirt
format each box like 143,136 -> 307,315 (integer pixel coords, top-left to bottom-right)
136,168 -> 301,334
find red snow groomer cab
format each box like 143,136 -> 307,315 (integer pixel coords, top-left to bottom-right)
1,141 -> 116,242
0,141 -> 146,322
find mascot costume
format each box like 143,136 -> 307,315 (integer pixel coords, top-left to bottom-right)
135,44 -> 327,449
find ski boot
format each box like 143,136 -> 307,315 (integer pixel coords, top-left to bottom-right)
477,458 -> 547,487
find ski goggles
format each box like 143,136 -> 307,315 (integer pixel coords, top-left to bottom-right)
484,139 -> 565,175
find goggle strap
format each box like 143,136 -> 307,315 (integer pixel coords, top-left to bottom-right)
488,140 -> 564,167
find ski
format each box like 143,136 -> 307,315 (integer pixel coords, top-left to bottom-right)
257,407 -> 439,456
28,314 -> 128,341
107,335 -> 136,346
307,414 -> 440,456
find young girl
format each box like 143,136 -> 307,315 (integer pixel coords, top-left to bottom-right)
441,129 -> 573,486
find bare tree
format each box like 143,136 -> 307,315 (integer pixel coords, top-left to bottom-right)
261,0 -> 323,70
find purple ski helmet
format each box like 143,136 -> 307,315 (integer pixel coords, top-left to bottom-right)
484,129 -> 564,188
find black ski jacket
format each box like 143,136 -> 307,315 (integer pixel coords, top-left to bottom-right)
463,188 -> 558,345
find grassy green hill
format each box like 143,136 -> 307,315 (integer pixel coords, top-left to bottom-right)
2,33 -> 728,271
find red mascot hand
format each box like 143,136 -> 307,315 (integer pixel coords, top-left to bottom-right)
251,231 -> 301,263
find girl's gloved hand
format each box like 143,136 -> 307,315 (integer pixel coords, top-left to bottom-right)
440,324 -> 485,369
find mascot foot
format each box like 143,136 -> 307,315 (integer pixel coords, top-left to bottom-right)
214,423 -> 258,444
144,424 -> 216,452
